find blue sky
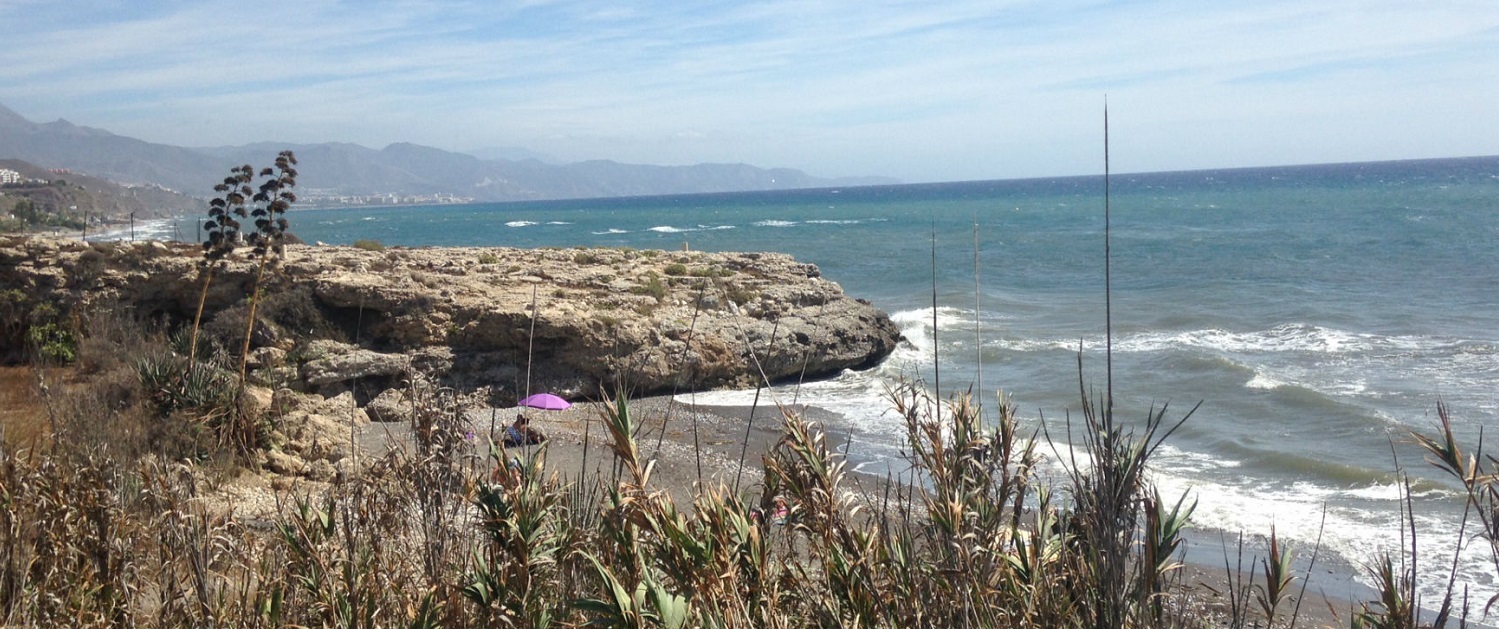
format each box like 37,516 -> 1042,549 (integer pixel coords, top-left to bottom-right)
1,0 -> 1496,183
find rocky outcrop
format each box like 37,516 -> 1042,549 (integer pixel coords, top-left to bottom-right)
239,386 -> 368,482
0,236 -> 902,401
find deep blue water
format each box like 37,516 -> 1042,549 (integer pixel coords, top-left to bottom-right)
173,155 -> 1499,599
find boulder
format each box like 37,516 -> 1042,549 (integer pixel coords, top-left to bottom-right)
299,340 -> 410,387
364,387 -> 412,423
265,389 -> 370,479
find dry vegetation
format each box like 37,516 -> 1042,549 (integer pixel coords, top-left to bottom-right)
3,309 -> 1498,628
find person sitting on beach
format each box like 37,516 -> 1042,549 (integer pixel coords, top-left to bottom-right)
503,413 -> 547,447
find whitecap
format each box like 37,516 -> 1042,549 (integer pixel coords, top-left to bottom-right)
888,306 -> 972,359
1064,324 -> 1435,356
674,366 -> 906,436
1245,370 -> 1286,390
506,220 -> 538,227
648,225 -> 686,233
755,220 -> 798,227
88,219 -> 179,242
1150,467 -> 1498,606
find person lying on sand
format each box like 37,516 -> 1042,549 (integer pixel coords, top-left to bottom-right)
502,413 -> 547,447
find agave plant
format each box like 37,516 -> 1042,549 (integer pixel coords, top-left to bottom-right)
186,151 -> 298,380
234,150 -> 298,387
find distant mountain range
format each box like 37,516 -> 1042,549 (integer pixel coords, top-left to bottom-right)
0,102 -> 894,204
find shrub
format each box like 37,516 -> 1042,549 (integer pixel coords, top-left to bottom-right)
23,302 -> 76,365
478,252 -> 500,264
630,272 -> 667,302
725,285 -> 757,306
26,321 -> 76,364
689,265 -> 732,278
663,262 -> 688,276
353,239 -> 385,252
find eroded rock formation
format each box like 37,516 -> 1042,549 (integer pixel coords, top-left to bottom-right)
1,236 -> 902,403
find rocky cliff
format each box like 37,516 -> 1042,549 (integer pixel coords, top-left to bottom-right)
0,236 -> 902,403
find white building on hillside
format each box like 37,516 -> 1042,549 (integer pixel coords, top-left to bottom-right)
0,169 -> 21,184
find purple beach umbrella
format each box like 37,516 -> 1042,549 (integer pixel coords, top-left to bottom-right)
517,393 -> 572,411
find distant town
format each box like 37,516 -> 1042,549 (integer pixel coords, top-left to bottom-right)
0,167 -> 50,186
298,188 -> 476,208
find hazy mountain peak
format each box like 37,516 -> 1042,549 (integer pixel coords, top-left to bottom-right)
0,100 -> 896,202
468,145 -> 560,163
0,103 -> 35,129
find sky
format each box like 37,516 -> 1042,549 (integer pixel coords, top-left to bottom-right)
0,0 -> 1496,183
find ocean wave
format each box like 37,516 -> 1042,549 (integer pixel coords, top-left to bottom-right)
888,306 -> 972,360
87,219 -> 180,242
546,221 -> 572,225
674,366 -> 905,435
1245,369 -> 1287,390
506,220 -> 538,227
755,220 -> 798,227
874,313 -> 1460,361
648,224 -> 737,233
1116,324 -> 1426,354
805,219 -> 862,225
591,228 -> 629,235
672,345 -> 1498,605
1007,323 -> 1448,357
1150,466 -> 1495,606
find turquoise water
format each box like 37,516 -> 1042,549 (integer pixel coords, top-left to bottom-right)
182,155 -> 1499,600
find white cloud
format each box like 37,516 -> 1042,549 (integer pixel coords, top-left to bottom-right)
0,0 -> 1495,181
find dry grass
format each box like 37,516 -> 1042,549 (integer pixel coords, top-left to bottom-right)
1,317 -> 1495,627
0,365 -> 48,447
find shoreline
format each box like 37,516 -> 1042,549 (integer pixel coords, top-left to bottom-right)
430,395 -> 1369,628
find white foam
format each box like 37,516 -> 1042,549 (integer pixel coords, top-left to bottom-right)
1155,443 -> 1242,471
546,221 -> 572,225
676,362 -> 1499,605
885,306 -> 974,367
989,326 -> 1423,356
754,220 -> 798,227
805,219 -> 861,225
506,220 -> 537,227
592,228 -> 629,235
1132,324 -> 1431,355
1245,370 -> 1286,390
675,368 -> 909,436
1150,466 -> 1498,606
87,219 -> 178,242
647,224 -> 735,233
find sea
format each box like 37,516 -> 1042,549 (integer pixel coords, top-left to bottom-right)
146,155 -> 1499,604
